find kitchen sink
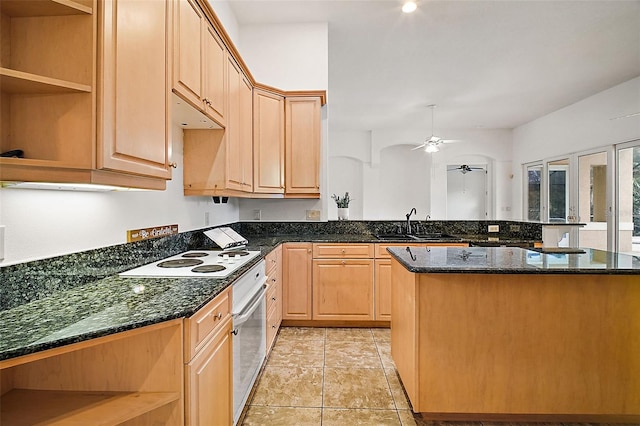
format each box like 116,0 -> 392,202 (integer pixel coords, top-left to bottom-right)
375,234 -> 416,241
411,233 -> 459,240
375,233 -> 460,241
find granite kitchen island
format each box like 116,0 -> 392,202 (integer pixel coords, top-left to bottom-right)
388,246 -> 640,423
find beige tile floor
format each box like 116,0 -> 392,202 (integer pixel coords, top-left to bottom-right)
241,327 -> 636,426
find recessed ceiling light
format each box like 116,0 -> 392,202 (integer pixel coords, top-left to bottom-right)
402,1 -> 417,13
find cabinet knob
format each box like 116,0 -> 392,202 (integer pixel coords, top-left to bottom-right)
308,249 -> 311,253
169,162 -> 177,169
341,260 -> 346,265
272,325 -> 276,329
341,249 -> 346,254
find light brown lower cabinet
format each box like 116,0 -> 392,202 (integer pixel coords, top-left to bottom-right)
312,258 -> 374,320
266,245 -> 283,353
184,319 -> 233,426
282,242 -> 313,320
184,287 -> 233,425
0,321 -> 184,425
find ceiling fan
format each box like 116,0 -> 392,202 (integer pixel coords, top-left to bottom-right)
447,164 -> 485,174
411,104 -> 459,152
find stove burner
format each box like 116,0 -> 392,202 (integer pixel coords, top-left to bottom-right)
181,252 -> 210,258
157,259 -> 204,268
218,250 -> 250,257
192,265 -> 227,273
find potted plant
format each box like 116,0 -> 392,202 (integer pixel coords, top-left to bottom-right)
332,192 -> 351,220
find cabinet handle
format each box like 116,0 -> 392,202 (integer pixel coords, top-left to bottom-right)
341,249 -> 346,254
341,260 -> 346,265
231,329 -> 238,335
271,278 -> 276,282
308,249 -> 311,253
169,162 -> 177,169
215,312 -> 222,320
272,325 -> 276,329
271,259 -> 276,263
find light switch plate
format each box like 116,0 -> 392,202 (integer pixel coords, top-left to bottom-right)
488,225 -> 499,233
253,209 -> 261,220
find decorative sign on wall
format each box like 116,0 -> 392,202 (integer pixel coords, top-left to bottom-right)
127,224 -> 179,242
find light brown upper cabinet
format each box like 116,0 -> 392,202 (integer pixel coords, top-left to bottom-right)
173,0 -> 225,126
253,89 -> 285,194
98,0 -> 172,181
0,0 -> 172,190
285,96 -> 321,197
183,58 -> 252,196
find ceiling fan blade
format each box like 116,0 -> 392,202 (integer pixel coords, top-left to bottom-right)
411,144 -> 427,151
440,139 -> 462,144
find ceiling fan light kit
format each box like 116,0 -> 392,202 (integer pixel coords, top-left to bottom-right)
402,1 -> 417,13
411,104 -> 458,153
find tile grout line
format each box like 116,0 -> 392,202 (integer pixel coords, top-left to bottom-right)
373,328 -> 404,425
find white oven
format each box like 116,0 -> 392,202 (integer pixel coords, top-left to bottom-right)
232,260 -> 266,425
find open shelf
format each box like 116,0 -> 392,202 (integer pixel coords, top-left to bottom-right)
1,389 -> 179,425
1,0 -> 92,17
0,68 -> 91,94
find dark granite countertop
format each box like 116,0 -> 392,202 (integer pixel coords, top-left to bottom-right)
0,230 -> 576,362
388,246 -> 640,274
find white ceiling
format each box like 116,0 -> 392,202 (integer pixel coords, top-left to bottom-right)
228,0 -> 640,133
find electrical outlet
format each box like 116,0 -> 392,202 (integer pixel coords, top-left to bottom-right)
204,212 -> 210,226
510,225 -> 520,232
488,225 -> 499,233
306,210 -> 321,221
253,209 -> 261,220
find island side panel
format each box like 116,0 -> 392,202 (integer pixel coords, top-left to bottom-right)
415,273 -> 640,417
390,258 -> 419,408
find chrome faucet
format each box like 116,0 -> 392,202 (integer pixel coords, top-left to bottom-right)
406,208 -> 417,234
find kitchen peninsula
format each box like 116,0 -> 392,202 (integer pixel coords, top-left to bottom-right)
388,246 -> 640,423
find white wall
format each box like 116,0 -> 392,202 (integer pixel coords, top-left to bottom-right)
511,77 -> 640,218
234,21 -> 330,221
327,127 -> 513,221
0,125 -> 239,266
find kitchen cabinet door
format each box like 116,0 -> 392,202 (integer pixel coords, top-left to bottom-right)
285,97 -> 321,196
98,0 -> 172,180
253,89 -> 285,193
240,75 -> 253,192
225,56 -> 244,191
185,318 -> 233,426
374,259 -> 392,320
282,243 -> 313,320
312,259 -> 374,321
173,0 -> 203,109
202,22 -> 226,125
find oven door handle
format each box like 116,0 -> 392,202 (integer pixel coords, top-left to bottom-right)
233,279 -> 267,327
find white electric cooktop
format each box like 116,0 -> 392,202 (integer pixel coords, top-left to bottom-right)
119,249 -> 261,278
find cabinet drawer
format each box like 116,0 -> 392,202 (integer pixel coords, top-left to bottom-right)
184,287 -> 232,361
375,242 -> 469,258
375,243 -> 423,259
266,303 -> 279,353
266,276 -> 278,313
313,243 -> 374,259
265,244 -> 282,275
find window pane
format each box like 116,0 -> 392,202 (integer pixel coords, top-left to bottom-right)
618,145 -> 640,254
548,159 -> 569,222
527,165 -> 542,221
578,152 -> 608,250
